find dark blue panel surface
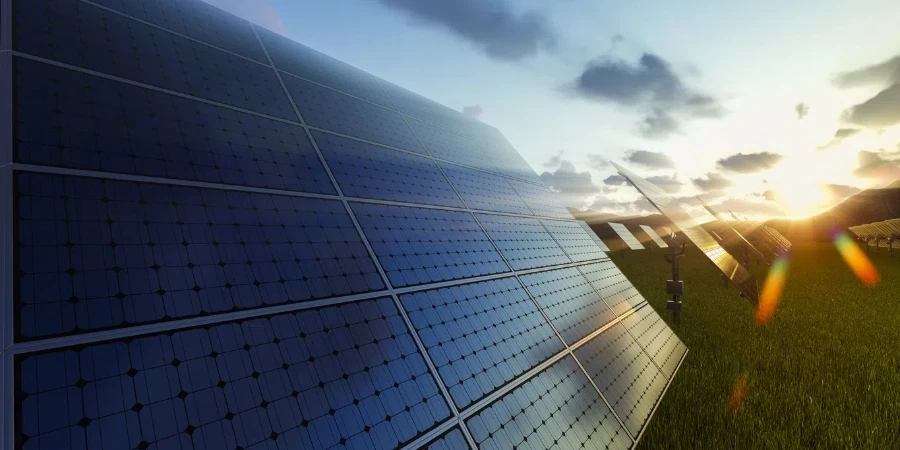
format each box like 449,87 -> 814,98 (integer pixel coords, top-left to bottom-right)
506,179 -> 572,219
281,75 -> 426,155
574,323 -> 667,437
88,0 -> 267,62
14,58 -> 334,194
17,298 -> 452,450
475,215 -> 570,271
314,132 -> 463,208
540,220 -> 608,263
421,427 -> 471,449
405,119 -> 494,172
439,163 -> 531,215
520,268 -> 616,345
256,28 -> 394,108
351,203 -> 509,288
399,277 -> 563,410
465,356 -> 631,450
578,261 -> 646,316
15,172 -> 383,339
620,305 -> 687,380
15,0 -> 295,120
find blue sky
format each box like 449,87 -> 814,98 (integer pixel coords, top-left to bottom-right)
206,0 -> 900,219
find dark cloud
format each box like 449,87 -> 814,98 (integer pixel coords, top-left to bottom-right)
795,103 -> 809,120
834,54 -> 900,88
539,160 -> 601,207
716,152 -> 783,173
568,53 -> 725,138
377,0 -> 556,61
852,150 -> 900,181
624,149 -> 674,169
691,172 -> 733,192
462,104 -> 483,118
603,174 -> 627,186
586,154 -> 609,170
820,183 -> 861,199
646,173 -> 682,194
842,84 -> 900,128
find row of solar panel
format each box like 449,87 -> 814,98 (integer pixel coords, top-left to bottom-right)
15,295 -> 684,450
13,0 -> 540,184
850,219 -> 900,248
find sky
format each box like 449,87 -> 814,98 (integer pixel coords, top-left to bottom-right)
205,0 -> 900,220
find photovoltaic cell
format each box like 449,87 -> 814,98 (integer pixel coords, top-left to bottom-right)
506,179 -> 573,219
351,203 -> 509,288
620,305 -> 687,380
475,214 -> 570,271
578,261 -> 647,316
255,28 -> 395,109
520,268 -> 617,345
15,172 -> 383,339
542,220 -> 609,262
580,221 -> 612,252
15,0 -> 297,120
400,277 -> 564,409
17,297 -> 453,450
640,225 -> 669,249
314,131 -> 464,208
609,223 -> 645,250
280,75 -> 427,155
438,163 -> 531,215
421,427 -> 472,449
573,322 -> 667,437
14,58 -> 335,194
406,118 -> 492,172
465,356 -> 631,450
88,0 -> 269,63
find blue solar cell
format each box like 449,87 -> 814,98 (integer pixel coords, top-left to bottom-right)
573,322 -> 667,437
15,0 -> 295,120
314,131 -> 464,208
15,172 -> 384,339
475,215 -> 570,271
519,268 -> 617,345
399,277 -> 564,409
87,0 -> 268,62
17,298 -> 453,449
438,163 -> 531,215
465,356 -> 631,450
578,261 -> 646,316
506,179 -> 573,219
421,427 -> 472,449
14,58 -> 335,194
405,119 -> 494,172
350,203 -> 509,288
280,75 -> 426,155
620,305 -> 687,380
541,220 -> 609,263
255,28 -> 395,108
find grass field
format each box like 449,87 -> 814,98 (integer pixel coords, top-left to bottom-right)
611,242 -> 900,449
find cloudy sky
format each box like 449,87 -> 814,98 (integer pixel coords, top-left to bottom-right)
207,0 -> 900,219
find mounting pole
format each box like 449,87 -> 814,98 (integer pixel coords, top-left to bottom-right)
664,239 -> 686,323
619,247 -> 625,259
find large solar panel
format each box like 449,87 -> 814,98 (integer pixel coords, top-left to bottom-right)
696,198 -> 771,264
639,225 -> 669,249
2,1 -> 686,449
612,162 -> 760,303
609,223 -> 645,250
580,221 -> 612,252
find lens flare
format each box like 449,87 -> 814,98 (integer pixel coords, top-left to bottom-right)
756,256 -> 789,325
726,376 -> 749,417
833,231 -> 880,287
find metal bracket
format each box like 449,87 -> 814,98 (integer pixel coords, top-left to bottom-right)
664,239 -> 686,323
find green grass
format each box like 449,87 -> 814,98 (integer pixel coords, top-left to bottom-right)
610,242 -> 900,449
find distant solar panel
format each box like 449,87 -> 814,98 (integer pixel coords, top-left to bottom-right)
612,162 -> 759,303
662,226 -> 674,237
609,223 -> 645,250
3,1 -> 685,448
640,225 -> 669,248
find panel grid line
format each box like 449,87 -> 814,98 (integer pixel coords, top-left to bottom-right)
632,348 -> 688,448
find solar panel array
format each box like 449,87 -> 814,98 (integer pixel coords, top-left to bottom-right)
639,226 -> 669,249
609,223 -> 645,250
696,199 -> 772,265
0,1 -> 686,449
611,163 -> 760,303
850,219 -> 900,248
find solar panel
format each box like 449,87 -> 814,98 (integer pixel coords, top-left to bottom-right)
640,225 -> 669,248
612,162 -> 760,303
4,1 -> 685,448
662,226 -> 674,237
609,223 -> 645,250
